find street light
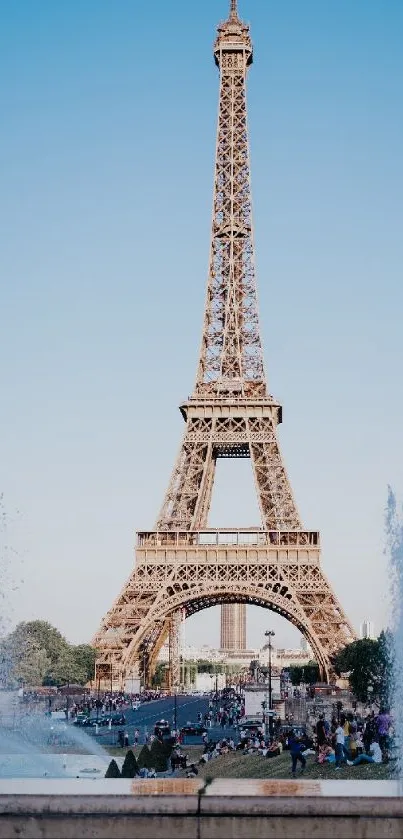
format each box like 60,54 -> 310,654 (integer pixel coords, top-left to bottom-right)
173,690 -> 178,736
265,630 -> 275,739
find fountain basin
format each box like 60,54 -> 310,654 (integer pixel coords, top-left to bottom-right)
0,779 -> 402,838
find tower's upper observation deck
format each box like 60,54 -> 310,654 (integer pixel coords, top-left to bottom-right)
214,0 -> 253,68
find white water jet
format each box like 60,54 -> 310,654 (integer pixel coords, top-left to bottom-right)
386,486 -> 403,778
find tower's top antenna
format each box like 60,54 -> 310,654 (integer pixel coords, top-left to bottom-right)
229,0 -> 239,20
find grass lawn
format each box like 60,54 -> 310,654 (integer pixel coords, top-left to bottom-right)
197,751 -> 392,781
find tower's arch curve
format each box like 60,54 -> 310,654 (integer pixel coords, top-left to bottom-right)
121,583 -> 332,682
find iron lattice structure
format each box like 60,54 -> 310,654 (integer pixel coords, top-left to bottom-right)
93,0 -> 355,689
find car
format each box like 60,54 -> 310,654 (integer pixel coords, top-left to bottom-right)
154,720 -> 171,739
107,714 -> 126,726
180,722 -> 208,736
73,714 -> 89,726
238,719 -> 264,739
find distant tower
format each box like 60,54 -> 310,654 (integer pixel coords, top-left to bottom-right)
221,604 -> 246,650
360,620 -> 375,640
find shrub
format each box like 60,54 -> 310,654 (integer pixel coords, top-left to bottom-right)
149,738 -> 168,772
137,745 -> 153,770
105,759 -> 121,778
121,749 -> 139,778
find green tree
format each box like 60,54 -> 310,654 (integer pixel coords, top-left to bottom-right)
0,620 -> 99,689
0,630 -> 51,688
137,745 -> 153,770
288,661 -> 319,686
121,750 -> 139,778
70,645 -> 97,684
105,759 -> 121,778
288,666 -> 302,686
17,621 -> 68,667
151,662 -> 168,687
334,637 -> 392,705
48,647 -> 87,686
149,738 -> 168,772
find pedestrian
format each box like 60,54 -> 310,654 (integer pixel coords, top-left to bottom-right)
334,722 -> 345,769
316,715 -> 327,747
124,730 -> 129,748
376,708 -> 392,754
134,729 -> 139,746
288,734 -> 306,777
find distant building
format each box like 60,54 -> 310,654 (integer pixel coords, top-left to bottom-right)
360,620 -> 375,640
259,645 -> 311,669
220,604 -> 246,651
300,636 -> 312,655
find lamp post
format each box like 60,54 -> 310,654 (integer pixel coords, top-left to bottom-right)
96,668 -> 101,723
173,690 -> 178,736
265,630 -> 275,739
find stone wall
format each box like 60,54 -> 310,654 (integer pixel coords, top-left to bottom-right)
0,778 -> 402,838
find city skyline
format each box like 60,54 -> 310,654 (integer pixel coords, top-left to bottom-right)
1,0 -> 403,650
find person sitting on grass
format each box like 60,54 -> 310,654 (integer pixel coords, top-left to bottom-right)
347,739 -> 382,767
266,739 -> 282,758
318,744 -> 334,764
288,733 -> 306,777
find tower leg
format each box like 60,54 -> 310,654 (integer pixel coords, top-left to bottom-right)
168,609 -> 182,690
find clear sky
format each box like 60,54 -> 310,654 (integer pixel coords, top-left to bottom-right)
1,0 -> 403,652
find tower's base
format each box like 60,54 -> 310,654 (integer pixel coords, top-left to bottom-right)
93,529 -> 355,688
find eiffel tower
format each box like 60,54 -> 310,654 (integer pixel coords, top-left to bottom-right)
93,0 -> 355,690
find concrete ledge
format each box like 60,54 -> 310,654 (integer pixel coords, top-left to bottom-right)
1,780 -> 403,839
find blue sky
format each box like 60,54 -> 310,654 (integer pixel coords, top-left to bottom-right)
1,0 -> 403,652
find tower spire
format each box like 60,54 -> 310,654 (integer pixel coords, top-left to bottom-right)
229,0 -> 239,19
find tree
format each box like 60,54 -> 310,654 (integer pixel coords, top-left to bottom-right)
0,630 -> 51,688
137,745 -> 153,770
334,636 -> 392,705
121,750 -> 139,778
105,759 -> 121,778
151,662 -> 168,687
0,620 -> 98,688
17,621 -> 68,667
69,645 -> 97,684
48,647 -> 88,686
149,738 -> 168,772
287,662 -> 319,686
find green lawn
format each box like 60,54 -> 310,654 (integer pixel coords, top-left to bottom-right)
196,751 -> 392,781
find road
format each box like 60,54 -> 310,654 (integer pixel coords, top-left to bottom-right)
83,694 -> 239,747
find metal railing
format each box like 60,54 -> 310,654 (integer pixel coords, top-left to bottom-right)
137,530 -> 319,548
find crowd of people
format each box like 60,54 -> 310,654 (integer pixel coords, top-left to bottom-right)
312,708 -> 392,770
201,692 -> 245,728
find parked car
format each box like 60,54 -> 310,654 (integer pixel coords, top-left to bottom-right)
73,714 -> 89,726
238,719 -> 264,739
154,720 -> 171,739
107,714 -> 126,726
180,722 -> 207,736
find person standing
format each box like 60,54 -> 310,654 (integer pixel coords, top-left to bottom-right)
376,709 -> 391,754
316,715 -> 327,747
288,734 -> 306,777
334,723 -> 346,769
134,729 -> 139,746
